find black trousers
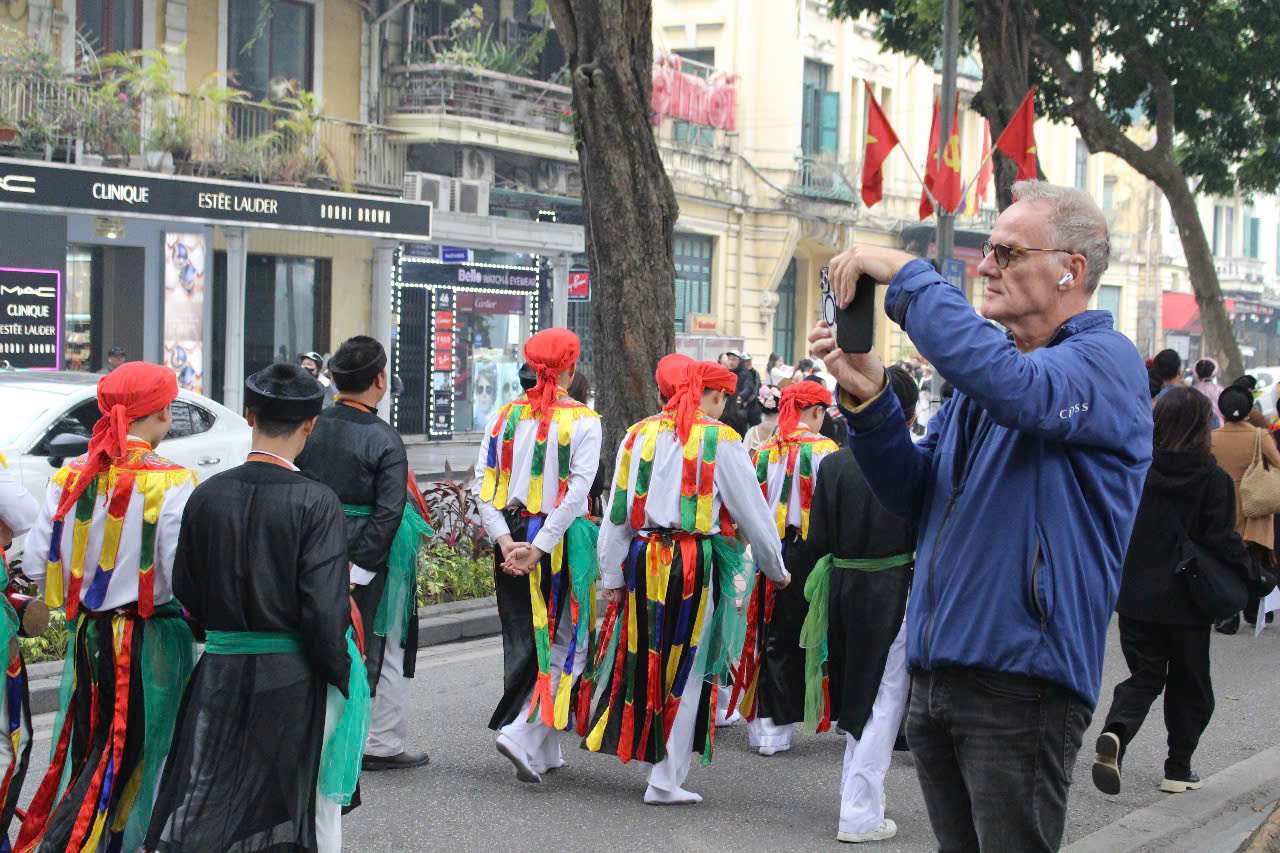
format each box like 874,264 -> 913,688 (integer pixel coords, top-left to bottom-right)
1101,615 -> 1213,777
907,667 -> 1091,853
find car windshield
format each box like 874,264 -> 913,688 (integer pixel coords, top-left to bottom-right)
0,386 -> 66,448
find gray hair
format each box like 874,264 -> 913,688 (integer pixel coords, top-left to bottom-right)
1012,180 -> 1111,293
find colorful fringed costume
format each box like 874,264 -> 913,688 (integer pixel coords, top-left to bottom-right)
18,442 -> 196,853
732,427 -> 838,752
0,452 -> 40,850
588,400 -> 786,796
474,390 -> 602,744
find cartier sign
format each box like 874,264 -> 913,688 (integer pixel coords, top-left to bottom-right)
0,158 -> 431,241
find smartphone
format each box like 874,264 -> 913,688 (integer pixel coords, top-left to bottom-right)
820,266 -> 876,354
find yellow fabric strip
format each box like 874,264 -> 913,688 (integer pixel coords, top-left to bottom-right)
586,707 -> 610,751
44,560 -> 63,608
665,642 -> 685,693
97,511 -> 125,571
553,672 -> 573,729
70,516 -> 91,582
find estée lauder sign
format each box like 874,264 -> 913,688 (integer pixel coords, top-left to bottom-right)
0,158 -> 430,241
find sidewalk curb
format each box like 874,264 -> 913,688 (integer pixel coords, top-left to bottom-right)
1064,743 -> 1280,853
24,596 -> 503,717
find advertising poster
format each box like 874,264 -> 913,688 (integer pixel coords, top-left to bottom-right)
163,233 -> 205,392
0,267 -> 61,369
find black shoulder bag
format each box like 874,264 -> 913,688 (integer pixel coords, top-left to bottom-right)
1172,516 -> 1249,622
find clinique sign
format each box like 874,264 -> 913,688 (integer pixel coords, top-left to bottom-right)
0,158 -> 432,241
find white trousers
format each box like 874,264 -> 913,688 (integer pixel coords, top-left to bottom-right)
365,618 -> 408,758
838,621 -> 909,835
499,597 -> 589,774
646,594 -> 714,793
315,689 -> 342,853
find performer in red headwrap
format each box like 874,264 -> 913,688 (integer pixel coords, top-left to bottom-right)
586,358 -> 788,805
471,328 -> 602,783
732,379 -> 839,756
18,362 -> 197,853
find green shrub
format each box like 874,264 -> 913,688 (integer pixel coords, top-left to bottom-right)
416,541 -> 494,606
19,616 -> 70,665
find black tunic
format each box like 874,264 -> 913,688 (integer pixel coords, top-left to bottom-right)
146,463 -> 351,853
802,448 -> 914,739
296,403 -> 410,686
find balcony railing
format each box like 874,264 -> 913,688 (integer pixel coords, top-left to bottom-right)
1215,256 -> 1267,287
0,71 -> 406,194
791,156 -> 857,203
384,63 -> 573,135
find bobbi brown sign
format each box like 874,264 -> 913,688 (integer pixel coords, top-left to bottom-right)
0,158 -> 431,241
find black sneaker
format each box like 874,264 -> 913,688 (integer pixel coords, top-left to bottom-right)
1215,614 -> 1240,635
362,750 -> 430,771
1092,732 -> 1122,795
1160,770 -> 1201,793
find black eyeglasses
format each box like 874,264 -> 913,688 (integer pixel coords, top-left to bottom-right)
981,240 -> 1074,269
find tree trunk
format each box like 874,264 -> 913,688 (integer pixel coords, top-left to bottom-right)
547,0 -> 678,456
970,0 -> 1039,210
1161,175 -> 1245,380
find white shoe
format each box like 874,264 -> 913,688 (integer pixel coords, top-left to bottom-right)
496,734 -> 542,784
837,819 -> 898,843
757,743 -> 791,756
717,709 -> 744,727
644,784 -> 703,805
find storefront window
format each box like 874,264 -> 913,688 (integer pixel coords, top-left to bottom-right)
454,290 -> 531,432
65,248 -> 94,372
243,254 -> 331,377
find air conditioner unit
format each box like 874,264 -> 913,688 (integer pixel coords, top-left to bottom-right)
455,148 -> 495,183
452,178 -> 490,216
402,172 -> 453,212
535,160 -> 569,195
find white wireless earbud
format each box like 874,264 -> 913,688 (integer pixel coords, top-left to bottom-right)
1057,273 -> 1074,288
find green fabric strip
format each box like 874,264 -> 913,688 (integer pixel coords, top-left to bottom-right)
74,477 -> 97,523
557,426 -> 571,491
530,430 -> 547,480
319,628 -> 372,806
204,630 -> 304,655
341,504 -> 373,518
754,449 -> 770,485
799,551 -> 914,732
375,503 -> 434,639
798,441 -> 814,480
565,517 -> 600,652
139,519 -> 157,571
609,483 -> 628,526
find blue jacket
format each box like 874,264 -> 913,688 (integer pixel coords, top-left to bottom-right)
843,260 -> 1152,706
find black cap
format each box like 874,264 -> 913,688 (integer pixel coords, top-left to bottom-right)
518,362 -> 538,391
245,363 -> 324,421
108,346 -> 126,357
299,351 -> 324,365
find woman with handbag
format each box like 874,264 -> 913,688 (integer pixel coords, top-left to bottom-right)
1210,385 -> 1280,631
1092,388 -> 1251,797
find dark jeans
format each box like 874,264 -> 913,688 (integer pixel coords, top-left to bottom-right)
1101,616 -> 1213,778
907,667 -> 1092,853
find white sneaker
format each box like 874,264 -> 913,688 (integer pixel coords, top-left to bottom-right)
757,743 -> 791,756
717,709 -> 744,727
495,734 -> 542,784
837,819 -> 898,843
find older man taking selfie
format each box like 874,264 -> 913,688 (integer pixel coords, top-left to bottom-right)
809,181 -> 1152,851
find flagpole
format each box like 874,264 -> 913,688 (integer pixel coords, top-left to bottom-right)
936,0 -> 960,262
959,145 -> 996,203
897,147 -> 942,213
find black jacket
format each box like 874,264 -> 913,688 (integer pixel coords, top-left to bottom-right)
1117,449 -> 1251,625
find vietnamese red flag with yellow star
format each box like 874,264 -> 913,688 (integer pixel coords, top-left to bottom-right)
995,88 -> 1038,180
967,120 -> 993,215
860,83 -> 900,208
920,96 -> 962,219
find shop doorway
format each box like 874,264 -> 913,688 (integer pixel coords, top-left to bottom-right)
64,244 -> 146,372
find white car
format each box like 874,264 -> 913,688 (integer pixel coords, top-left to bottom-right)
0,371 -> 250,514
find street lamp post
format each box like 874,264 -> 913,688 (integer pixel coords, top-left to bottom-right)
937,0 -> 960,265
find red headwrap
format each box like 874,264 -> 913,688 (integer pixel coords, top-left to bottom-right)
655,353 -> 694,401
777,381 -> 833,438
664,360 -> 736,443
523,328 -> 580,423
52,362 -> 179,522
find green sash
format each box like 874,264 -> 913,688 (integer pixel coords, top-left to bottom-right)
202,627 -> 370,805
799,552 -> 914,733
342,502 -> 435,639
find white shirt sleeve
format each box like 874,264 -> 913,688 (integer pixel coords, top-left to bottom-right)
20,478 -> 62,588
0,466 -> 39,537
153,477 -> 195,584
596,435 -> 635,589
531,416 -> 602,554
471,420 -> 512,544
717,440 -> 788,583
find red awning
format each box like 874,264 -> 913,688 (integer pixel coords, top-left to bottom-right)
1162,291 -> 1201,333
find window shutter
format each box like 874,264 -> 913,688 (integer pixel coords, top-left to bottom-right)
819,91 -> 840,155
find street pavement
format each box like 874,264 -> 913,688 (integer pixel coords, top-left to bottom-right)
15,618 -> 1280,851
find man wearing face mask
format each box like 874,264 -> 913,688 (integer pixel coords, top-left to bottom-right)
809,181 -> 1151,852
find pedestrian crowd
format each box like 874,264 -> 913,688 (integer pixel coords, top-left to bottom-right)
0,177 -> 1272,853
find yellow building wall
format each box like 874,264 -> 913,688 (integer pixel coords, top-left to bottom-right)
210,228 -> 374,350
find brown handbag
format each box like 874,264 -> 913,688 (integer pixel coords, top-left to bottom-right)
1240,429 -> 1280,518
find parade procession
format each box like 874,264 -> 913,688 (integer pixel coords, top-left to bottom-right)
7,0 -> 1280,851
